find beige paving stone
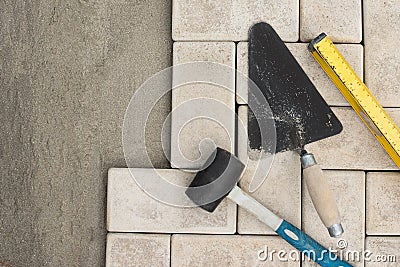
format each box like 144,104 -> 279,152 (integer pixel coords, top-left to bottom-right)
366,172 -> 400,235
364,0 -> 400,107
236,42 -> 363,105
171,235 -> 300,266
171,42 -> 235,169
300,0 -> 362,43
236,42 -> 249,105
107,168 -> 236,233
172,0 -> 299,42
106,233 -> 170,267
305,107 -> 400,170
288,43 -> 363,106
302,170 -> 365,267
237,106 -> 301,234
365,237 -> 400,266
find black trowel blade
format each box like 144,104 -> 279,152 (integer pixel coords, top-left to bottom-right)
248,22 -> 342,153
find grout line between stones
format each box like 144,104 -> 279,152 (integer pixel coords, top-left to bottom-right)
234,41 -> 240,235
364,171 -> 368,239
360,0 -> 365,46
298,0 -> 301,43
366,234 -> 400,237
234,41 -> 239,158
363,171 -> 367,258
169,234 -> 172,267
173,40 -> 364,44
361,0 -> 366,89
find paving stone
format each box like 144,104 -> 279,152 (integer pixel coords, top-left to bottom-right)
236,42 -> 249,105
302,170 -> 365,267
172,0 -> 299,42
364,0 -> 400,107
305,107 -> 400,170
236,42 -> 363,106
237,106 -> 301,234
288,43 -> 363,106
300,0 -> 362,43
171,235 -> 300,266
365,237 -> 400,266
106,233 -> 170,267
107,168 -> 236,233
366,172 -> 400,235
171,42 -> 235,170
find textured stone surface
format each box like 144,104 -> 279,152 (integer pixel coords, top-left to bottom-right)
107,168 -> 236,233
3,1 -> 400,266
365,237 -> 400,266
300,0 -> 362,43
237,106 -> 301,234
236,42 -> 363,105
288,43 -> 363,106
171,235 -> 300,266
366,172 -> 400,235
0,1 -> 171,266
106,233 -> 170,267
302,171 -> 365,267
172,0 -> 299,42
305,107 -> 400,170
236,42 -> 249,104
171,42 -> 235,169
364,0 -> 400,107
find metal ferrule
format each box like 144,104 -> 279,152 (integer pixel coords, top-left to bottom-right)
300,153 -> 317,169
328,223 -> 344,237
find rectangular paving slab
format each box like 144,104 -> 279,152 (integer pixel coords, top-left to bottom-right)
300,0 -> 362,43
305,107 -> 400,170
302,170 -> 365,267
365,237 -> 400,266
107,168 -> 236,233
236,42 -> 363,105
171,234 -> 300,266
366,172 -> 400,235
106,233 -> 170,267
172,0 -> 299,42
364,0 -> 400,108
237,106 -> 301,234
171,42 -> 236,170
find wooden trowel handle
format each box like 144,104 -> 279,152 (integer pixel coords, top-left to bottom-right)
301,153 -> 343,237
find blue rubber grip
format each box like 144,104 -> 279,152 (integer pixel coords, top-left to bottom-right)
275,220 -> 353,267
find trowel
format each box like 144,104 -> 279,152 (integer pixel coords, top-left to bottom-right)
247,22 -> 344,237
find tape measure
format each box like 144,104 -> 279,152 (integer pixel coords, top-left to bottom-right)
308,33 -> 400,169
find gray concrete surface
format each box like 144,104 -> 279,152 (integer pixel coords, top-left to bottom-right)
0,1 -> 172,266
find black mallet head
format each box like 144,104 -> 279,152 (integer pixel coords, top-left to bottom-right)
185,147 -> 245,212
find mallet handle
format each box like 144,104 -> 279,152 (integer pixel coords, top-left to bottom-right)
228,186 -> 282,230
228,186 -> 352,267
